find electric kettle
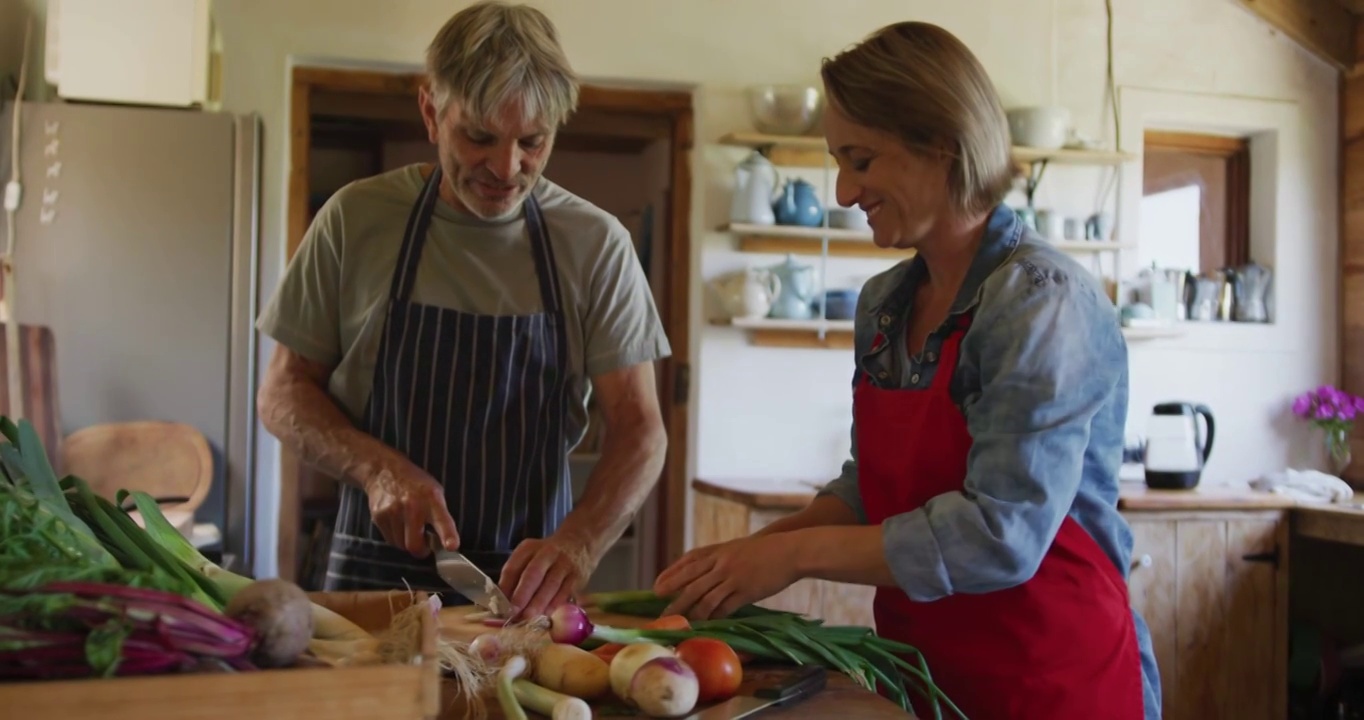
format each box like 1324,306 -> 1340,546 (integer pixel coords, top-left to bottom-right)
1143,402 -> 1216,490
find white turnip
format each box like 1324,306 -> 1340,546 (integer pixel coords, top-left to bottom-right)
608,642 -> 675,700
224,578 -> 313,668
628,657 -> 700,718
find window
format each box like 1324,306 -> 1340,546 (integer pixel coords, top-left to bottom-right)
1139,131 -> 1250,275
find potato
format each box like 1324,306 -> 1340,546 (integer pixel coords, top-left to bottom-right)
534,643 -> 611,699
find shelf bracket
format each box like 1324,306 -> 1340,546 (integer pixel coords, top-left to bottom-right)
1024,159 -> 1049,208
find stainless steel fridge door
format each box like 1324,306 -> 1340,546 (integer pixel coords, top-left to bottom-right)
0,101 -> 261,569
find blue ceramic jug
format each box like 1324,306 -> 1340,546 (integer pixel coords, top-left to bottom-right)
773,179 -> 824,227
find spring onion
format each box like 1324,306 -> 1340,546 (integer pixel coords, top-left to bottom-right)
512,677 -> 593,720
498,654 -> 530,720
575,591 -> 965,720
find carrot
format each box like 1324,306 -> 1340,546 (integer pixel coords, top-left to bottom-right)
643,615 -> 691,631
591,643 -> 624,663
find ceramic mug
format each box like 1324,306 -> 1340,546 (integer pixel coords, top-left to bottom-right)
1063,217 -> 1084,241
1036,209 -> 1064,240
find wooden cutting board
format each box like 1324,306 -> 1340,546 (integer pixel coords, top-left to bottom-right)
435,606 -> 915,719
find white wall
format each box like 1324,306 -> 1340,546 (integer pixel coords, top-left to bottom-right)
0,0 -> 1340,567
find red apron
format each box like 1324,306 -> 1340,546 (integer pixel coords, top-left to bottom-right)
855,315 -> 1143,720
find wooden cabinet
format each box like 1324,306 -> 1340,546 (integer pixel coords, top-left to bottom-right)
1123,509 -> 1289,720
692,491 -> 876,626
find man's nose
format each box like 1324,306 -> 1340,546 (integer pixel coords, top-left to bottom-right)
488,143 -> 520,181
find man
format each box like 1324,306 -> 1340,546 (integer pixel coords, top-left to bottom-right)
255,0 -> 670,622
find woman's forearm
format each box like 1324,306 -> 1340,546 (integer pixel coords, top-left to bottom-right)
789,524 -> 897,587
754,495 -> 861,537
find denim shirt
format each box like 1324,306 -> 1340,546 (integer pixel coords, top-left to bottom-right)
818,204 -> 1161,717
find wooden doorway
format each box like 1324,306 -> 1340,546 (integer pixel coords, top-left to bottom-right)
279,65 -> 693,588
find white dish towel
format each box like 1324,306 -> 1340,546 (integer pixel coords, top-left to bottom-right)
1249,468 -> 1355,504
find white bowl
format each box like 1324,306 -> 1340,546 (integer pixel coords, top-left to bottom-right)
828,206 -> 869,231
1007,106 -> 1072,150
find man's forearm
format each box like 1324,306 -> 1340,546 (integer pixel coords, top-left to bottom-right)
557,418 -> 667,561
258,373 -> 405,491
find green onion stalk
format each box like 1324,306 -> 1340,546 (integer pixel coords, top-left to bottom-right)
573,590 -> 966,720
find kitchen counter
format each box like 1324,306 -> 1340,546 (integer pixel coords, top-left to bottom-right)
693,477 -> 1303,512
436,605 -> 912,719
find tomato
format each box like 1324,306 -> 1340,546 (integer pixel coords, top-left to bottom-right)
675,637 -> 743,703
644,615 -> 692,630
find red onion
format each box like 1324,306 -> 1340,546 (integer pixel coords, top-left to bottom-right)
547,603 -> 594,645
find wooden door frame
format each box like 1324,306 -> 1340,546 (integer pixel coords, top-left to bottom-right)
280,65 -> 694,580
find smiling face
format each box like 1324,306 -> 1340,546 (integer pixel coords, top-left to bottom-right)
419,87 -> 555,220
823,101 -> 953,250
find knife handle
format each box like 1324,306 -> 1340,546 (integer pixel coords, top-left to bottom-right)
754,664 -> 827,703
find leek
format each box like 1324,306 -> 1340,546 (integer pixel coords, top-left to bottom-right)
126,489 -> 372,642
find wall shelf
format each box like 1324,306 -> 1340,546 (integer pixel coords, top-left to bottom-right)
716,316 -> 1181,349
712,317 -> 855,349
722,222 -> 913,259
723,223 -> 1130,258
718,132 -> 1137,169
1121,324 -> 1185,341
1050,240 -> 1135,252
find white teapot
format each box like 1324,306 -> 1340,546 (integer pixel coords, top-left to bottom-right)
711,267 -> 782,319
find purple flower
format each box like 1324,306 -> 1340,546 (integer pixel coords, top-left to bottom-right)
1294,394 -> 1313,417
1295,385 -> 1364,429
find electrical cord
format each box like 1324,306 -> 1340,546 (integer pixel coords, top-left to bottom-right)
2,16 -> 32,420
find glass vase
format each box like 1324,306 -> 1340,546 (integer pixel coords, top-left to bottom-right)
1326,427 -> 1353,476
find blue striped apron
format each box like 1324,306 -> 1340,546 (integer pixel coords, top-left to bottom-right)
324,165 -> 573,598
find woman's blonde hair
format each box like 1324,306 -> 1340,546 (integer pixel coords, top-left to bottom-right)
425,1 -> 579,129
820,22 -> 1015,217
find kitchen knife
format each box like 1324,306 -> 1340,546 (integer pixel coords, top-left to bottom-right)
427,531 -> 514,617
682,664 -> 828,719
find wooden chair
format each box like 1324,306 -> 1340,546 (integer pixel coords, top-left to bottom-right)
58,420 -> 214,536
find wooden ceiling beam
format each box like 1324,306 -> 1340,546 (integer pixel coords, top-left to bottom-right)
1235,0 -> 1355,71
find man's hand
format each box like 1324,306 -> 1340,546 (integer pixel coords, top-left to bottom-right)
364,460 -> 461,557
498,530 -> 595,621
652,533 -> 799,620
258,345 -> 461,556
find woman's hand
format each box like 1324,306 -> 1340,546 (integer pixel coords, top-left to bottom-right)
652,534 -> 800,620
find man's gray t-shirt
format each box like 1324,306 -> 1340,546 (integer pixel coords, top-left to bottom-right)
256,164 -> 672,451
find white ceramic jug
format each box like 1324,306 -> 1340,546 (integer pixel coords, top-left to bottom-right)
711,267 -> 781,319
729,151 -> 778,226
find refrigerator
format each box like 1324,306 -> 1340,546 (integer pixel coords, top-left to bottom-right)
0,100 -> 262,572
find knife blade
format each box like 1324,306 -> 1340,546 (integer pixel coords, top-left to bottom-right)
682,665 -> 827,720
427,531 -> 514,617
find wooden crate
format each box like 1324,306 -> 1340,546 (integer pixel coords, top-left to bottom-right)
0,590 -> 441,720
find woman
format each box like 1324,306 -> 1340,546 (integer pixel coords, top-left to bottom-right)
655,21 -> 1160,720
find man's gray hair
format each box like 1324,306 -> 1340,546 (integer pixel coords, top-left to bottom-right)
425,1 -> 580,129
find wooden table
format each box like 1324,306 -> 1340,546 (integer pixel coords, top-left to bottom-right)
437,606 -> 914,719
